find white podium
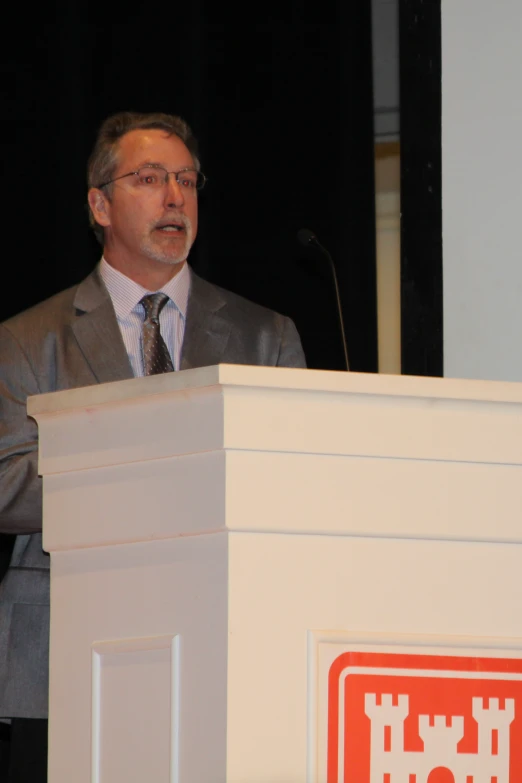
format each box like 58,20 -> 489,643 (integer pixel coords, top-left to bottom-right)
29,365 -> 522,783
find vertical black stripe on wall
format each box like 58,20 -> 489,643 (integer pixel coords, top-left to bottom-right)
399,0 -> 443,376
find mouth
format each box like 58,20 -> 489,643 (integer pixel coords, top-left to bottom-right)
155,221 -> 186,234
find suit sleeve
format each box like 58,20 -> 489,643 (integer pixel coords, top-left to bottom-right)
0,324 -> 43,534
276,316 -> 307,368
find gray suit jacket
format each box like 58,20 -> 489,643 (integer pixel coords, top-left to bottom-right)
0,266 -> 305,718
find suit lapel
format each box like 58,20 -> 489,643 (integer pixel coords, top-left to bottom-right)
71,270 -> 133,384
72,267 -> 233,378
181,273 -> 232,370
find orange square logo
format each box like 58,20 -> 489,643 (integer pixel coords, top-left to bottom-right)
324,649 -> 522,783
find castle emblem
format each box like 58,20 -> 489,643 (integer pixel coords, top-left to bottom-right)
364,693 -> 514,782
323,649 -> 522,783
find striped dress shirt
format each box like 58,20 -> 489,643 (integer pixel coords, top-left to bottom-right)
99,258 -> 190,376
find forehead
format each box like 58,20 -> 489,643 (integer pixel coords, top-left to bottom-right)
115,128 -> 194,170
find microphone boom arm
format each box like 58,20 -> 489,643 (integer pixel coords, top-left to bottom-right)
297,229 -> 350,371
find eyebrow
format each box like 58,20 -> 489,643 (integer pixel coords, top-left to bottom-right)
133,162 -> 196,171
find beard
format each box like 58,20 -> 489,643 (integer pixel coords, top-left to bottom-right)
140,212 -> 194,266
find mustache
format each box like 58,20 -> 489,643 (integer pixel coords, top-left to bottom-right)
153,213 -> 191,231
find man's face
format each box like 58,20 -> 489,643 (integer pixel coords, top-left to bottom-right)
91,128 -> 199,273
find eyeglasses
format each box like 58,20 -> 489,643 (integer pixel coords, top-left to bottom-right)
96,165 -> 207,192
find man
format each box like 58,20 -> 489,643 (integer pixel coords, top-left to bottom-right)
0,110 -> 305,781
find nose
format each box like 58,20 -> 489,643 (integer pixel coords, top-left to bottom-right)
163,173 -> 185,208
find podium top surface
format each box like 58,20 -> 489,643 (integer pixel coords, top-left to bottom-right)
27,363 -> 522,416
32,364 -> 522,549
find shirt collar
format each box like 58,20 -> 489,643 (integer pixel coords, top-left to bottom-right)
99,257 -> 191,319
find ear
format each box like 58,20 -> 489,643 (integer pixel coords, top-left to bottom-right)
88,188 -> 111,228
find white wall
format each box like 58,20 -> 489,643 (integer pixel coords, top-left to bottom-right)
442,0 -> 522,381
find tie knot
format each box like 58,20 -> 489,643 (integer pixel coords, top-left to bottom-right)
140,293 -> 169,323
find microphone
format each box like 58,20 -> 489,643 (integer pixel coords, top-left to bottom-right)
297,229 -> 349,371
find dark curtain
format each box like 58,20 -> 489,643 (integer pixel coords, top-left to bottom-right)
1,16 -> 378,570
2,16 -> 377,369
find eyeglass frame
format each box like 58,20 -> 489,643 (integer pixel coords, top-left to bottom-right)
95,164 -> 207,191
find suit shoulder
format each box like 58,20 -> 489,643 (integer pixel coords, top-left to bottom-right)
189,273 -> 306,368
192,273 -> 287,325
1,284 -> 79,340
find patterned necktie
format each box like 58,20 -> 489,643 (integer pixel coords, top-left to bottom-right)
140,293 -> 175,375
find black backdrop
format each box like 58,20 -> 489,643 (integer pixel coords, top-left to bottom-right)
1,16 -> 378,373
